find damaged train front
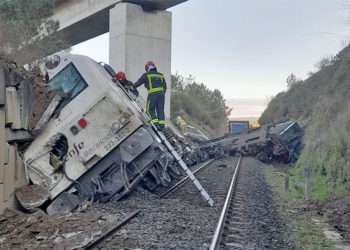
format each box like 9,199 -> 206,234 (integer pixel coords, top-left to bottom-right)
16,53 -> 176,215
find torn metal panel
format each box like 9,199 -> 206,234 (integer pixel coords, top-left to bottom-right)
33,95 -> 61,133
268,121 -> 303,163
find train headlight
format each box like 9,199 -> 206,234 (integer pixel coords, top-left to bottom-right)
111,122 -> 121,134
111,113 -> 131,134
45,55 -> 61,70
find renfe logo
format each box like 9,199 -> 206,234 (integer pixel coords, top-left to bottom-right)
67,142 -> 85,159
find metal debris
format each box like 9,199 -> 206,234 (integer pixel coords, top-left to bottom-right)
0,208 -> 138,249
197,120 -> 302,164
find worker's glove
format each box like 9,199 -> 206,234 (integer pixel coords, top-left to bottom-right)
125,84 -> 139,97
132,88 -> 139,97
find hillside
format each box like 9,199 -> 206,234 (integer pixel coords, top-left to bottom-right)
260,44 -> 350,201
171,74 -> 230,138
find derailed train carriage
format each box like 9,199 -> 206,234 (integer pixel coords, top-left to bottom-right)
16,53 -> 197,214
196,120 -> 303,164
14,53 -> 303,215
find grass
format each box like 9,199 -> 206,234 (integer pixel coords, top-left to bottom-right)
263,165 -> 335,250
287,160 -> 348,202
259,44 -> 350,206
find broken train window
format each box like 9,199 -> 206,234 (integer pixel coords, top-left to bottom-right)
48,63 -> 87,104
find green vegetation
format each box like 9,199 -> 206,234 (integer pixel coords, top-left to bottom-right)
260,45 -> 350,202
171,74 -> 231,137
0,0 -> 67,63
264,166 -> 335,250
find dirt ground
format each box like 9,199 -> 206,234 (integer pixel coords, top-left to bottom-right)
318,196 -> 350,243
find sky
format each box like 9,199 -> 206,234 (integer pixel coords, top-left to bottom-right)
73,0 -> 350,117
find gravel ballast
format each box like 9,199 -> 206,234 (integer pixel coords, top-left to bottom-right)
0,157 -> 296,249
93,157 -> 238,249
93,157 -> 295,249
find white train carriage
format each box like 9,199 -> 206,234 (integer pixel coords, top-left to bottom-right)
21,53 -> 174,214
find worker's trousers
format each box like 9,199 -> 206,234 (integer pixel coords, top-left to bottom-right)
147,92 -> 166,129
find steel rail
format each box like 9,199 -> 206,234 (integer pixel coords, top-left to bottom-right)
85,210 -> 140,249
159,159 -> 215,198
209,155 -> 242,250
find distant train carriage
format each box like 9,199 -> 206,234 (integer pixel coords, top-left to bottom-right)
228,121 -> 250,135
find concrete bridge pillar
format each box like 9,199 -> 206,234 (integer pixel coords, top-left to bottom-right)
109,3 -> 172,119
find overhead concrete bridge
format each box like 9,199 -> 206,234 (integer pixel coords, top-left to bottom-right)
52,0 -> 188,118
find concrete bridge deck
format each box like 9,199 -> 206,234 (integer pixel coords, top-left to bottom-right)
53,0 -> 187,46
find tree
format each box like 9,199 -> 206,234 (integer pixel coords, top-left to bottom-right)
171,74 -> 230,137
0,0 -> 68,64
314,55 -> 337,71
286,73 -> 298,89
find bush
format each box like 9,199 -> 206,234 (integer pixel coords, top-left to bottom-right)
0,0 -> 68,64
260,46 -> 350,201
171,74 -> 230,137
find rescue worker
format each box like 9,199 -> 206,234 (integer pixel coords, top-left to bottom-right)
134,61 -> 167,130
116,71 -> 139,97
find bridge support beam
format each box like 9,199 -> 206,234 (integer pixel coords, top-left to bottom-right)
109,3 -> 172,119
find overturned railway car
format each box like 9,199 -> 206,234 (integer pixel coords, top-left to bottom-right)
197,120 -> 303,164
237,121 -> 303,163
17,53 -> 187,214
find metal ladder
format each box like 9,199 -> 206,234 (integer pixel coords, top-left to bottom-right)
154,126 -> 214,207
118,82 -> 214,206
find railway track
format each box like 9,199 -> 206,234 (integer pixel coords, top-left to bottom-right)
160,156 -> 248,249
159,159 -> 216,198
95,157 -> 292,249
210,155 -> 246,250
